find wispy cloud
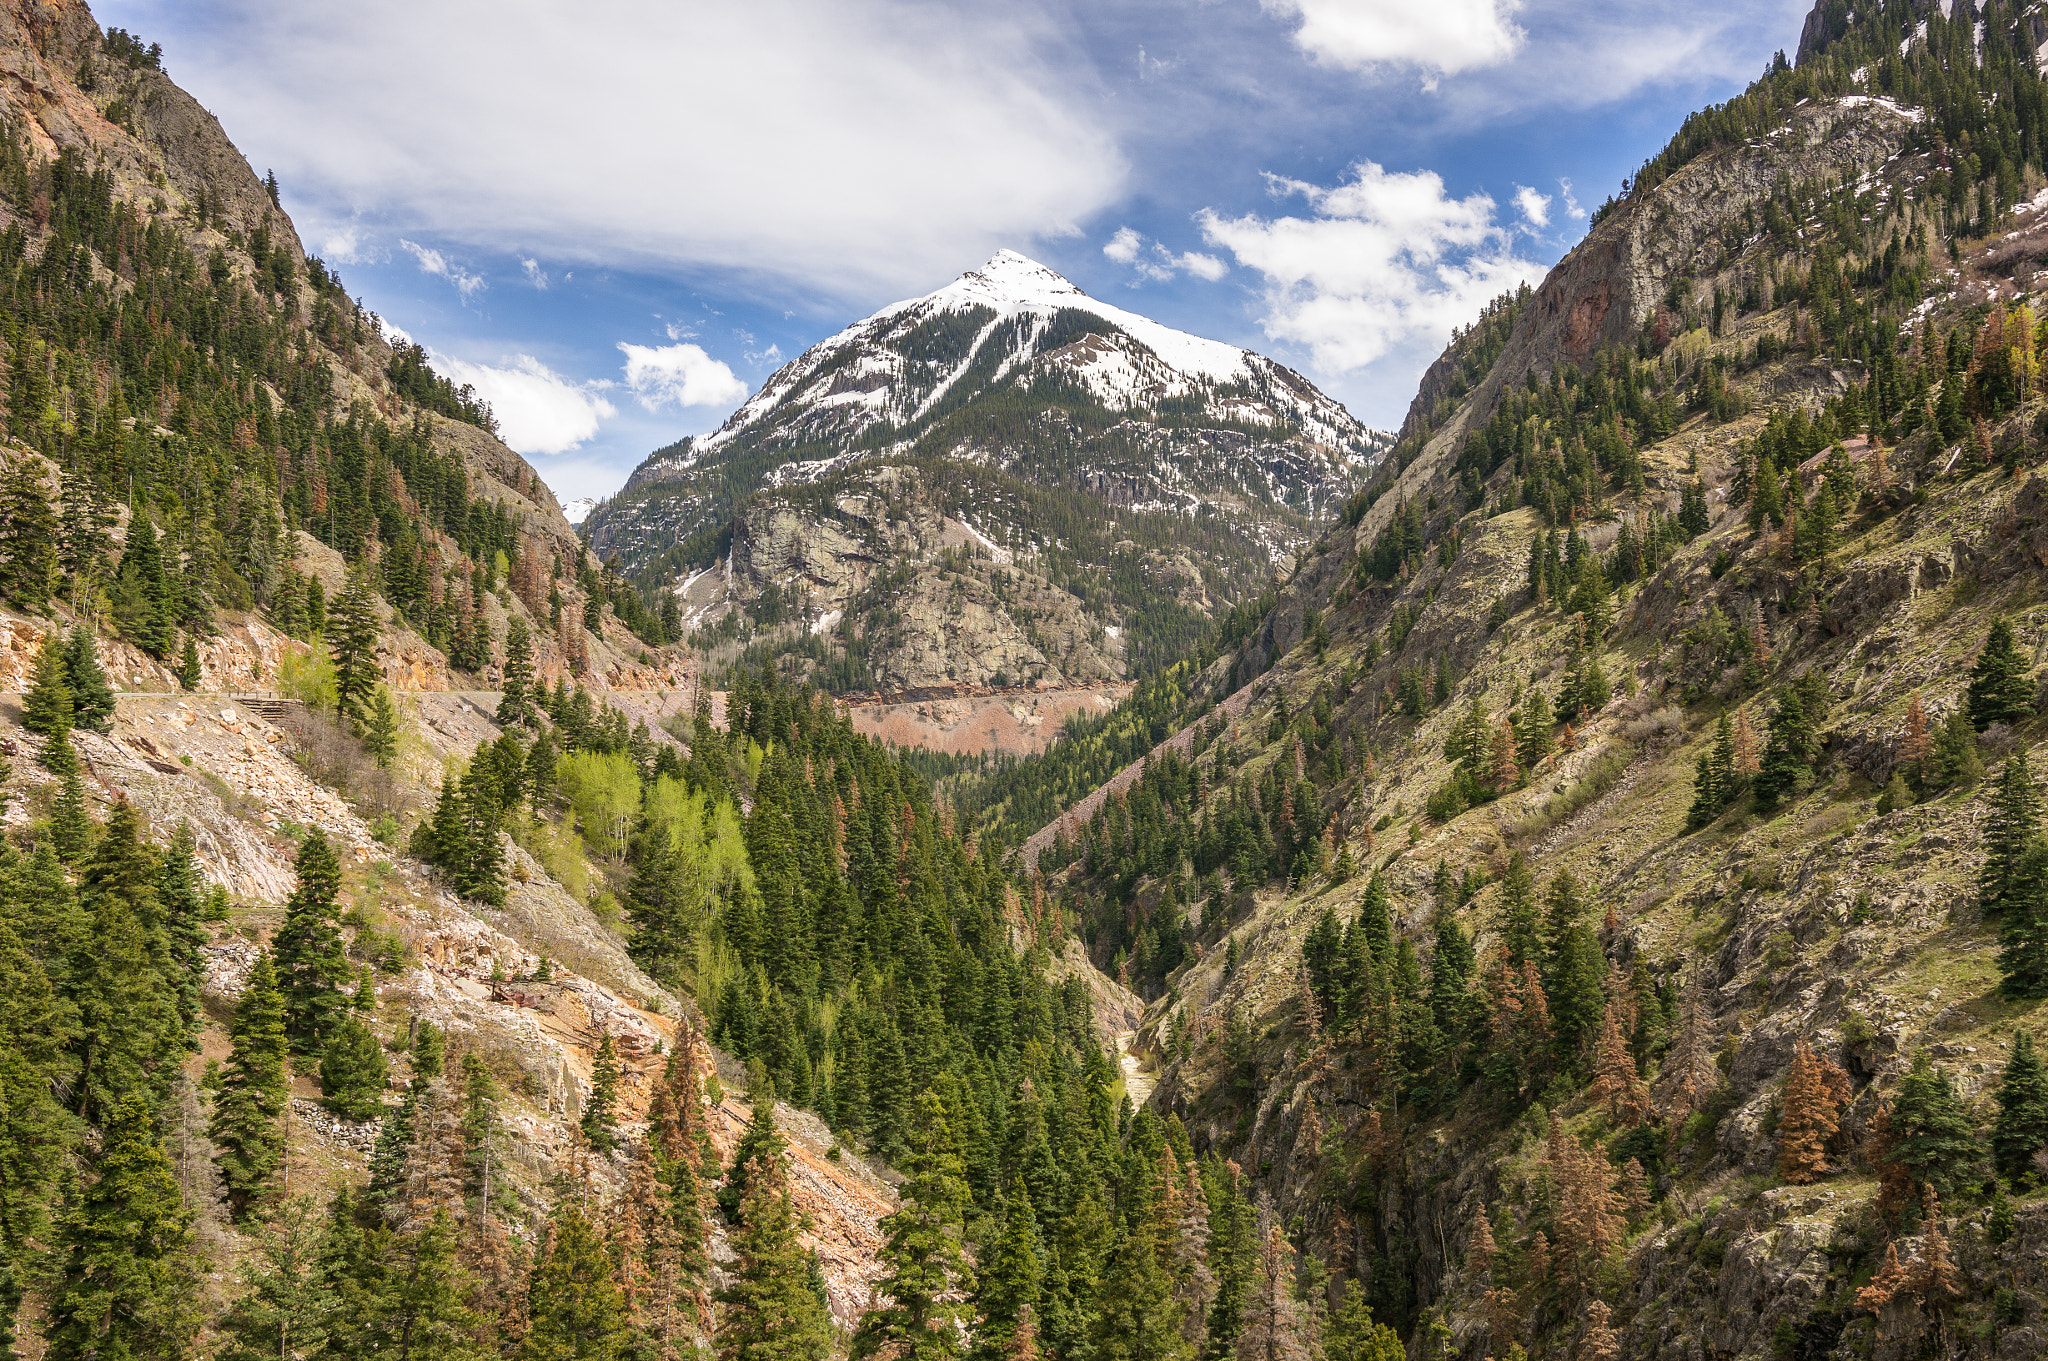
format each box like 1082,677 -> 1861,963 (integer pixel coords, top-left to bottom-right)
521,257 -> 548,289
1103,226 -> 1227,284
399,239 -> 486,301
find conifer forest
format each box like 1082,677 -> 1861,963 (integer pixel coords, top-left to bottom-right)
18,1 -> 2048,1360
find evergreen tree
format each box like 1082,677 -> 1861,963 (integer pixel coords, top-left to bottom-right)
583,1032 -> 621,1153
497,618 -> 536,729
320,1013 -> 389,1121
210,950 -> 290,1221
0,459 -> 57,611
272,830 -> 353,1056
973,1193 -> 1043,1361
1981,752 -> 2040,916
853,1091 -> 975,1360
365,1078 -> 421,1227
61,630 -> 113,735
1998,838 -> 2048,998
113,517 -> 175,659
1994,1029 -> 2048,1184
718,1098 -> 784,1224
157,825 -> 208,1045
361,686 -> 400,768
176,635 -> 201,691
1885,1053 -> 1985,1200
50,759 -> 91,862
1968,617 -> 2036,730
715,1138 -> 832,1361
520,1205 -> 633,1361
1496,852 -> 1541,969
1927,706 -> 1985,790
1094,1214 -> 1192,1361
329,568 -> 381,726
215,1196 -> 334,1361
1322,1286 -> 1403,1361
45,1094 -> 201,1361
21,631 -> 72,768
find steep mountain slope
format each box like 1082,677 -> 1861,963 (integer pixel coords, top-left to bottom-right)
964,2 -> 2048,1357
590,251 -> 1390,691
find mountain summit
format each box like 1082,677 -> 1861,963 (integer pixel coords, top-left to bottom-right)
590,251 -> 1389,693
628,248 -> 1380,493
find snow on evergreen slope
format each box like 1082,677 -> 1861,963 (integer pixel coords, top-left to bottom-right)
625,250 -> 1389,489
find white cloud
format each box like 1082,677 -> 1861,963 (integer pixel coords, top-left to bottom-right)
427,353 -> 616,454
1260,0 -> 1524,76
321,225 -> 369,265
521,257 -> 548,289
1513,185 -> 1550,227
1197,161 -> 1544,373
399,239 -> 486,301
376,317 -> 413,349
617,342 -> 750,412
169,0 -> 1125,299
1103,227 -> 1228,284
1558,177 -> 1586,220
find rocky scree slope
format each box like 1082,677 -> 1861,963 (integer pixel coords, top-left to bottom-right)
1015,8 -> 2048,1359
591,251 -> 1391,689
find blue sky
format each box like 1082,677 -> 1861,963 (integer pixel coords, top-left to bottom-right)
98,0 -> 1813,503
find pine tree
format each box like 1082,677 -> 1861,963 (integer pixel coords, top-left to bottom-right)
1910,1187 -> 1960,1300
1967,617 -> 2035,730
1993,1029 -> 2048,1183
1776,1039 -> 1840,1184
50,757 -> 92,861
714,1141 -> 832,1361
1093,1214 -> 1192,1361
1981,752 -> 2040,916
45,1094 -> 201,1361
1885,1052 -> 1985,1200
176,634 -> 201,690
62,630 -> 113,735
320,1013 -> 389,1121
1998,838 -> 2048,998
22,630 -> 72,767
583,1032 -> 621,1153
272,830 -> 353,1056
1579,1300 -> 1620,1361
497,618 -> 536,728
974,1192 -> 1043,1361
0,459 -> 57,610
1900,691 -> 1932,783
361,685 -> 400,768
329,568 -> 381,726
853,1090 -> 975,1359
1496,852 -> 1541,968
211,950 -> 290,1221
1322,1286 -> 1403,1361
1234,1216 -> 1310,1361
214,1196 -> 335,1361
1590,1003 -> 1647,1125
521,1205 -> 633,1361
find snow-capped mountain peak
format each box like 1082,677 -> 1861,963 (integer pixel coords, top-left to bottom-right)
634,249 -> 1384,486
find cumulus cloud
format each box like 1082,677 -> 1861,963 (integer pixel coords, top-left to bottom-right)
1102,226 -> 1228,284
617,342 -> 750,412
1196,162 -> 1544,373
521,257 -> 548,289
399,239 -> 486,301
168,0 -> 1125,299
427,353 -> 616,454
1260,0 -> 1524,77
1513,185 -> 1550,227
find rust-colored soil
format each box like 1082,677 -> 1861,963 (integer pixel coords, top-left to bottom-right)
845,684 -> 1131,755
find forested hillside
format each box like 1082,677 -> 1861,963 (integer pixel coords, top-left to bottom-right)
929,3 -> 2048,1358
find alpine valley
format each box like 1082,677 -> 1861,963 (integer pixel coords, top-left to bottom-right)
12,2 -> 2048,1361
